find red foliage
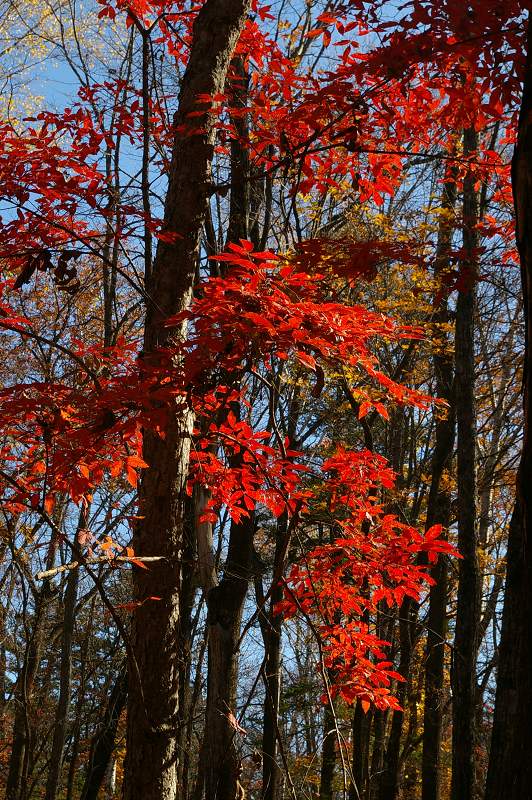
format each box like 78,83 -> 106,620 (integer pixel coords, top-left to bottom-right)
277,448 -> 455,709
0,0 -> 522,709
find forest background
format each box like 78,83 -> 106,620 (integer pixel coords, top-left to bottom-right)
0,1 -> 530,800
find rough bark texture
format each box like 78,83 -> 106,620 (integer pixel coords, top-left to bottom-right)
421,174 -> 457,800
123,2 -> 251,798
43,570 -> 77,800
177,491 -> 207,800
199,61 -> 258,798
226,56 -> 250,246
451,127 -> 481,800
485,14 -> 532,800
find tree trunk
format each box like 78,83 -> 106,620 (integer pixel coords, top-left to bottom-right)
45,511 -> 87,800
66,591 -> 96,800
319,700 -> 337,800
260,515 -> 289,800
260,391 -> 299,800
80,663 -> 127,800
485,14 -> 532,800
203,516 -> 254,800
421,172 -> 457,800
261,584 -> 284,800
350,700 -> 372,800
123,2 -> 251,798
451,126 -> 481,800
226,56 -> 250,246
200,55 -> 260,798
369,711 -> 386,800
378,602 -> 416,800
6,579 -> 55,800
176,492 -> 201,800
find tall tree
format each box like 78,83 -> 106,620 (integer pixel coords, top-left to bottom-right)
123,1 -> 251,797
422,172 -> 457,800
485,13 -> 532,800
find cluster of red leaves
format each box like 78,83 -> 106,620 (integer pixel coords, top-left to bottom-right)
167,242 -> 432,524
89,0 -> 523,211
0,324 -> 153,511
179,241 -> 429,400
276,448 -> 456,710
2,0 -> 518,708
0,242 -> 430,525
229,0 -> 524,207
0,0 -> 521,298
0,115 -> 104,264
0,155 -> 454,708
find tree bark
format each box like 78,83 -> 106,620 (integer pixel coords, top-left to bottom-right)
319,699 -> 337,800
450,127 -> 481,800
202,516 -> 254,800
200,54 -> 263,798
485,13 -> 532,800
226,56 -> 250,246
378,602 -> 416,800
350,700 -> 372,800
260,530 -> 285,800
123,2 -> 251,798
421,172 -> 457,800
80,662 -> 127,800
6,579 -> 55,800
369,710 -> 386,800
44,511 -> 87,800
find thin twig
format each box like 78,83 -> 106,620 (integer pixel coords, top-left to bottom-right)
35,555 -> 166,580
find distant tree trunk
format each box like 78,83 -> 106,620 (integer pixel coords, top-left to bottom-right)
199,62 -> 256,797
0,547 -> 11,736
451,127 -> 481,800
319,699 -> 337,800
377,408 -> 419,800
45,510 -> 87,800
6,577 -> 55,800
176,493 -> 200,800
226,56 -> 250,246
485,14 -> 532,800
66,593 -> 96,800
182,616 -> 209,800
421,171 -> 457,800
378,601 -> 417,800
260,392 -> 299,800
203,515 -> 254,800
369,710 -> 387,800
350,701 -> 372,800
80,663 -> 127,800
123,2 -> 251,798
261,521 -> 286,800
